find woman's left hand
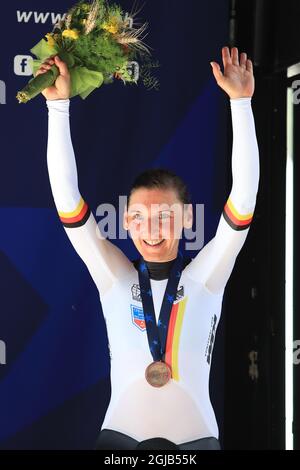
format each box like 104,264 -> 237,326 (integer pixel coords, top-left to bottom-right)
210,46 -> 255,99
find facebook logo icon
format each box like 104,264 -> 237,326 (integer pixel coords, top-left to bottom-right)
14,55 -> 33,76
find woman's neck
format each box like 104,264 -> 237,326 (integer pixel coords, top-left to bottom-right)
144,258 -> 176,280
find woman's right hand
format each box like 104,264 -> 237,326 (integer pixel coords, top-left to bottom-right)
35,55 -> 71,101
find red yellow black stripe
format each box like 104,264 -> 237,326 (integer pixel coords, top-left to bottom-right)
58,197 -> 91,228
223,198 -> 253,231
165,297 -> 188,381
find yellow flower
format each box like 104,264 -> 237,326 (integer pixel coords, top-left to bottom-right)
62,29 -> 79,40
101,19 -> 119,35
45,33 -> 56,47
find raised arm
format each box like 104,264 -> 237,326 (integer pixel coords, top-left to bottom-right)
185,47 -> 260,294
38,56 -> 133,297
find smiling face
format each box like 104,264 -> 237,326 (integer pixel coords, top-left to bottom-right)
123,187 -> 193,262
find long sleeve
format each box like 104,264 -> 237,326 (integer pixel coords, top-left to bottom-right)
226,97 -> 259,220
185,97 -> 260,294
47,99 -> 82,212
46,99 -> 133,297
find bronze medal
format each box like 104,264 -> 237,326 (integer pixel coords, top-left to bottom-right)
145,361 -> 172,387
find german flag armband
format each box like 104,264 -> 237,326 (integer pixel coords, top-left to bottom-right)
58,197 -> 91,228
222,198 -> 253,231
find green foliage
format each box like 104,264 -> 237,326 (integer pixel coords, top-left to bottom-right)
66,0 -> 113,33
106,3 -> 123,21
74,33 -> 133,77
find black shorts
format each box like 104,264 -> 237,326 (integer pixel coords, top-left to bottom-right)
95,429 -> 221,450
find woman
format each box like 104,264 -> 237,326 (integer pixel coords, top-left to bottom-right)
37,46 -> 259,450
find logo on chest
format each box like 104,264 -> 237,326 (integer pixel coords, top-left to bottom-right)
131,305 -> 146,331
131,284 -> 185,303
130,284 -> 185,332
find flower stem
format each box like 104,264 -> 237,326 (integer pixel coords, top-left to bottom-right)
16,50 -> 75,104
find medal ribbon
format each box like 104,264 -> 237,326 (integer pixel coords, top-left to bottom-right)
138,251 -> 184,362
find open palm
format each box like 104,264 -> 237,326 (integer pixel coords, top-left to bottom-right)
211,47 -> 254,99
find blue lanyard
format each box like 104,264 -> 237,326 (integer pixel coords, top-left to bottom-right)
138,251 -> 184,362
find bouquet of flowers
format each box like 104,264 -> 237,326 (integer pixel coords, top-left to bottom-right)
16,0 -> 159,103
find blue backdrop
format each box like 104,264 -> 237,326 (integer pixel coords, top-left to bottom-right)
0,0 -> 229,449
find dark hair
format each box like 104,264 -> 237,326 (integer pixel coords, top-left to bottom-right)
128,168 -> 191,205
